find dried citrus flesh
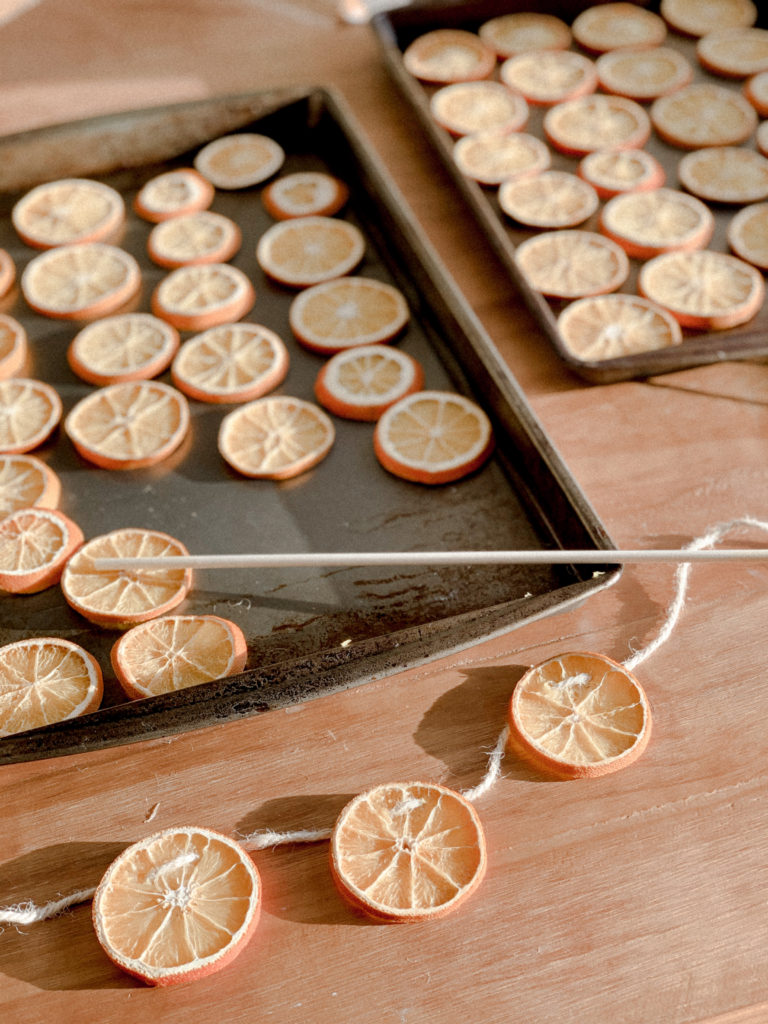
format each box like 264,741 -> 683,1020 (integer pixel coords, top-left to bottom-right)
596,46 -> 693,100
61,527 -> 192,628
0,454 -> 60,516
697,27 -> 768,78
256,216 -> 365,288
21,242 -> 141,321
151,263 -> 255,332
478,12 -> 571,58
0,636 -> 102,737
0,378 -> 62,454
111,614 -> 247,700
0,314 -> 28,380
499,50 -> 598,106
330,781 -> 486,922
660,0 -> 757,37
744,70 -> 768,117
638,249 -> 765,329
218,395 -> 335,480
573,3 -> 667,53
578,149 -> 665,199
678,146 -> 768,204
430,81 -> 529,137
374,390 -> 493,486
67,313 -> 180,386
65,380 -> 189,471
544,94 -> 651,157
557,294 -> 683,361
0,507 -> 83,594
402,28 -> 496,84
0,249 -> 15,298
171,322 -> 289,404
650,83 -> 758,148
453,130 -> 551,186
11,177 -> 125,249
262,172 -> 349,220
133,168 -> 215,223
289,276 -> 409,355
599,187 -> 714,259
515,230 -> 630,300
315,344 -> 424,421
498,170 -> 598,229
727,201 -> 768,269
92,827 -> 261,986
147,211 -> 242,269
193,133 -> 285,190
509,651 -> 651,779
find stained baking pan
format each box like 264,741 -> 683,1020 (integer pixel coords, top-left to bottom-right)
0,87 -> 617,764
372,1 -> 768,383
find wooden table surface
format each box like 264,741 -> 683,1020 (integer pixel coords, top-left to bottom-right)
1,2 -> 768,1022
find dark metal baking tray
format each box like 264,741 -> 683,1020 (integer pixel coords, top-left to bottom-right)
372,0 -> 768,383
0,87 -> 618,764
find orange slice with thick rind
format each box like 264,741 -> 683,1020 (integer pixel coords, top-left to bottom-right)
499,50 -> 598,106
67,313 -> 180,386
12,177 -> 125,249
0,506 -> 83,594
315,344 -> 424,422
21,242 -> 141,321
151,263 -> 255,332
544,94 -> 651,156
133,168 -> 215,223
650,83 -> 758,149
557,294 -> 683,361
402,28 -> 496,84
0,454 -> 60,517
572,2 -> 667,53
479,12 -> 571,58
430,81 -> 529,137
0,378 -> 62,454
289,276 -> 409,355
193,133 -> 285,190
515,230 -> 630,300
599,187 -> 714,259
256,216 -> 365,289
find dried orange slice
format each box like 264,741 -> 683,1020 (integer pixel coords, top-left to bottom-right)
572,3 -> 667,53
21,242 -> 141,321
508,651 -> 652,779
61,527 -> 192,628
452,130 -> 551,186
67,313 -> 180,386
660,0 -> 757,37
678,146 -> 768,204
0,506 -> 83,593
638,249 -> 765,329
478,12 -> 571,58
0,249 -> 16,298
289,276 -> 409,355
515,230 -> 630,300
650,83 -> 758,148
0,454 -> 60,516
578,148 -> 665,198
498,170 -> 599,229
111,614 -> 247,700
0,315 -> 28,380
262,171 -> 349,220
0,636 -> 102,737
133,168 -> 215,223
170,322 -> 289,404
92,826 -> 261,986
430,81 -> 529,137
218,395 -> 335,480
402,28 -> 496,84
315,345 -> 424,421
330,781 -> 486,922
596,46 -> 693,100
151,263 -> 255,332
11,177 -> 125,249
193,133 -> 285,190
600,188 -> 714,259
758,121 -> 768,158
744,70 -> 768,116
697,27 -> 768,78
557,294 -> 683,361
147,210 -> 242,268
374,390 -> 493,486
65,380 -> 189,471
499,50 -> 598,106
543,94 -> 651,156
727,201 -> 768,268
256,216 -> 365,288
0,378 -> 62,454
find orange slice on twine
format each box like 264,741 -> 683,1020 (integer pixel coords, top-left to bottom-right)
151,263 -> 255,332
65,380 -> 190,471
21,243 -> 141,321
508,651 -> 652,779
557,294 -> 683,361
256,216 -> 365,288
660,0 -> 757,37
544,94 -> 651,157
0,315 -> 28,380
727,202 -> 768,269
92,826 -> 261,986
193,133 -> 285,190
329,781 -> 486,922
572,3 -> 667,54
596,46 -> 693,101
650,83 -> 758,149
262,172 -> 349,220
289,276 -> 409,355
133,168 -> 215,223
0,636 -> 102,738
0,378 -> 62,454
171,322 -> 289,404
373,390 -> 493,486
452,130 -> 551,186
111,614 -> 247,700
402,28 -> 496,84
578,149 -> 665,199
478,12 -> 571,58
498,170 -> 599,229
218,395 -> 335,480
678,146 -> 768,204
744,70 -> 768,117
0,454 -> 60,516
697,27 -> 768,78
147,211 -> 242,269
67,313 -> 180,386
599,188 -> 714,259
61,527 -> 192,628
315,344 -> 424,421
638,249 -> 765,329
0,249 -> 16,298
0,506 -> 83,594
11,178 -> 125,249
499,50 -> 598,107
515,230 -> 630,300
430,81 -> 529,137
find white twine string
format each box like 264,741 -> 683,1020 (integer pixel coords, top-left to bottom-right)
3,517 -> 766,928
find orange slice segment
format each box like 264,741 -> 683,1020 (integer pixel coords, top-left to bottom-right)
744,70 -> 768,116
0,636 -> 102,737
660,0 -> 757,37
578,149 -> 665,198
330,781 -> 486,922
0,249 -> 16,298
508,651 -> 652,779
678,146 -> 768,204
61,527 -> 192,628
557,294 -> 683,361
151,263 -> 255,332
402,28 -> 496,84
11,177 -> 125,249
0,454 -> 60,516
289,276 -> 409,355
515,230 -> 630,300
0,506 -> 83,593
256,216 -> 365,288
572,3 -> 667,53
92,826 -> 261,986
133,168 -> 215,223
315,344 -> 424,421
0,314 -> 28,380
147,211 -> 242,268
0,378 -> 62,454
697,27 -> 768,78
452,130 -> 551,186
373,390 -> 493,486
430,81 -> 529,137
111,614 -> 247,700
599,187 -> 714,259
544,94 -> 651,156
193,133 -> 285,190
262,172 -> 349,220
650,83 -> 758,148
727,201 -> 768,269
478,12 -> 571,58
170,322 -> 289,404
67,313 -> 180,386
596,46 -> 693,100
21,242 -> 141,321
499,50 -> 598,106
498,170 -> 599,228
